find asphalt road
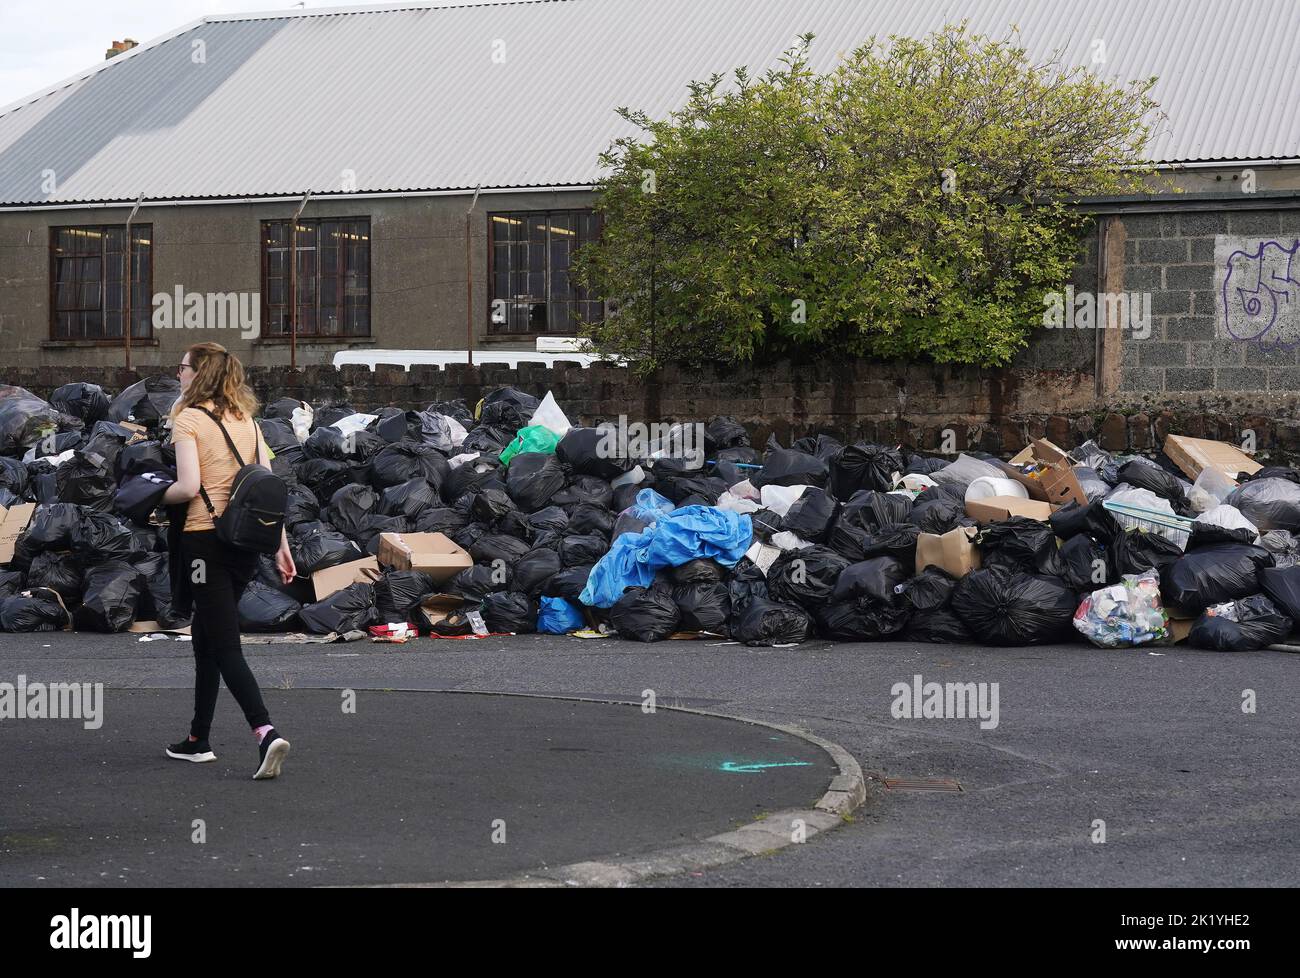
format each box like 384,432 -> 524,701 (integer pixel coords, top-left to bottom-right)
2,631 -> 1297,886
0,688 -> 829,887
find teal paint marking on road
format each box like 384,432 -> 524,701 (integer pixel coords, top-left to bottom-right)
719,760 -> 814,774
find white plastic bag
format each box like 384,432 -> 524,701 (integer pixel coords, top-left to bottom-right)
331,413 -> 378,437
716,490 -> 761,514
760,484 -> 810,516
611,465 -> 645,489
770,530 -> 811,551
1195,503 -> 1258,539
530,391 -> 572,438
290,403 -> 314,443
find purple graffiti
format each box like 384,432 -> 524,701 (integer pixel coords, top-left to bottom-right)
1222,239 -> 1300,347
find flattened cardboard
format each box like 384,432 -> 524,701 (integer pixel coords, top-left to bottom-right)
965,496 -> 1058,524
0,502 -> 36,563
377,532 -> 473,581
311,556 -> 381,600
129,621 -> 192,635
1168,617 -> 1193,644
1163,434 -> 1262,482
915,526 -> 981,577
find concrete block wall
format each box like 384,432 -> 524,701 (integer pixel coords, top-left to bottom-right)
1116,208 -> 1300,398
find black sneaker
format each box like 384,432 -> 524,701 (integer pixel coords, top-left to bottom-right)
166,738 -> 216,763
253,728 -> 291,780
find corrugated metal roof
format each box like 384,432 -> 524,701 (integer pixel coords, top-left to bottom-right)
1,0 -> 1297,205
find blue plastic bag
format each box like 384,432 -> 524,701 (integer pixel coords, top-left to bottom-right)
630,488 -> 675,524
580,508 -> 752,608
538,596 -> 586,634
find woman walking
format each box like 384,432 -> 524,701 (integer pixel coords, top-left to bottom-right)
162,342 -> 297,779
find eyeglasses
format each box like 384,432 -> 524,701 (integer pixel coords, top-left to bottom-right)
177,363 -> 194,373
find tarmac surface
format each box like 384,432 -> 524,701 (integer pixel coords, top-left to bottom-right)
2,630 -> 1298,887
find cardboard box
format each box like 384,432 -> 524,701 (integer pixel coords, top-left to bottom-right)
415,593 -> 464,627
1163,434 -> 1262,483
1167,617 -> 1193,644
1000,438 -> 1087,507
0,502 -> 36,564
377,532 -> 473,581
915,526 -> 981,577
965,496 -> 1058,524
311,556 -> 381,600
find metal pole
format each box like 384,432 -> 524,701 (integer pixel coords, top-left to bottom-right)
466,184 -> 481,365
289,191 -> 311,370
123,192 -> 142,372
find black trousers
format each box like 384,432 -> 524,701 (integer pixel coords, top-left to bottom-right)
181,530 -> 270,740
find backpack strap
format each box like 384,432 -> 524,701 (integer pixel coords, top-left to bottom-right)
194,406 -> 261,518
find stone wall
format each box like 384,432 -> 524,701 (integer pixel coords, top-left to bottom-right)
11,358 -> 1300,461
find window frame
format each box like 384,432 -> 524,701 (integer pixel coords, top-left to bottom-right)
48,223 -> 154,342
260,216 -> 372,339
486,208 -> 603,336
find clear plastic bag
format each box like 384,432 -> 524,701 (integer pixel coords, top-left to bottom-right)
1072,570 -> 1170,648
931,453 -> 1005,488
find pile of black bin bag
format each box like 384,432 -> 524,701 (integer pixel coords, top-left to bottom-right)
2,379 -> 1298,652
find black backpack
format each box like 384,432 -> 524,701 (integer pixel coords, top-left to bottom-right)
195,407 -> 288,554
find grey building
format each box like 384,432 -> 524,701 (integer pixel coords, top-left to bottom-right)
0,0 -> 1297,380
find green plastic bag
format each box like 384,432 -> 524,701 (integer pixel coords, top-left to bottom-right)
499,424 -> 561,466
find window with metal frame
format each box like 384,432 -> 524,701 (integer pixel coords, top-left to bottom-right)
50,225 -> 153,340
262,218 -> 371,337
488,210 -> 602,334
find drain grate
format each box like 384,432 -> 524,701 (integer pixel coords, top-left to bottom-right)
883,777 -> 963,792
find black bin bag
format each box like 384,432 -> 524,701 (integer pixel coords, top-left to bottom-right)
731,598 -> 811,646
1187,594 -> 1292,652
238,581 -> 302,632
374,571 -> 435,621
978,516 -> 1062,576
72,510 -> 137,564
1110,529 -> 1183,577
1,588 -> 70,632
559,533 -> 608,568
57,451 -> 116,511
514,548 -> 561,598
813,597 -> 910,641
449,565 -> 508,600
470,533 -> 531,566
1160,542 -> 1273,611
831,557 -> 908,603
751,449 -> 829,489
541,565 -> 591,601
902,607 -> 974,644
555,426 -> 631,480
1225,478 -> 1300,532
726,557 -> 768,613
951,568 -> 1076,646
609,587 -> 680,642
380,478 -> 440,521
1260,565 -> 1300,621
780,488 -> 838,543
73,560 -> 144,632
370,443 -> 450,491
293,524 -> 363,574
26,551 -> 83,605
506,453 -> 566,512
480,591 -> 538,633
766,546 -> 849,610
298,582 -> 377,635
829,444 -> 905,498
672,581 -> 731,634
896,566 -> 959,613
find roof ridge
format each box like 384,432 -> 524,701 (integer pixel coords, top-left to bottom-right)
204,0 -> 576,25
